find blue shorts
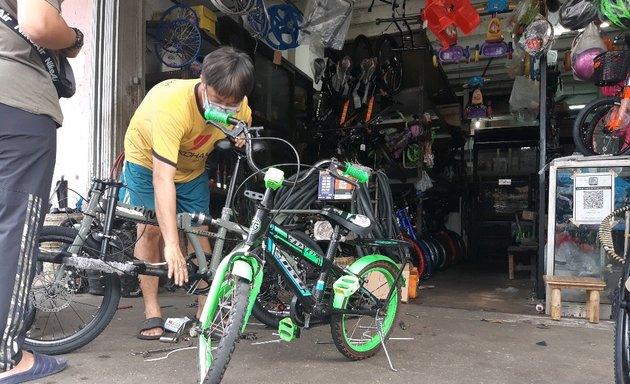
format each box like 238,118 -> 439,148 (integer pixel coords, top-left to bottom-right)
119,162 -> 210,215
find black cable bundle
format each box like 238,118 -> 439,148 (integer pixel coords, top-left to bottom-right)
273,169 -> 320,225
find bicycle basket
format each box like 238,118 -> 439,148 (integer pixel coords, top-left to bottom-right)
593,50 -> 630,86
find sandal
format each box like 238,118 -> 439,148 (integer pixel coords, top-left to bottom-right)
136,317 -> 164,340
0,351 -> 67,384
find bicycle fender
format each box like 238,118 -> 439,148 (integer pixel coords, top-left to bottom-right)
347,254 -> 405,287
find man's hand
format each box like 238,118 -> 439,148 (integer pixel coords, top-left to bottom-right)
234,133 -> 246,148
164,243 -> 188,286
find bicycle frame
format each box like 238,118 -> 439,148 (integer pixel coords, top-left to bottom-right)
200,168 -> 404,336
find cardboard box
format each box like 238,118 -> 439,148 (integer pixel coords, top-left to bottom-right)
363,263 -> 410,303
190,5 -> 217,37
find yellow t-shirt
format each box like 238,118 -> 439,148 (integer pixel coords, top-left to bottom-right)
124,79 -> 252,183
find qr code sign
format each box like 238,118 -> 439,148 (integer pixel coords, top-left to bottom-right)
583,190 -> 604,209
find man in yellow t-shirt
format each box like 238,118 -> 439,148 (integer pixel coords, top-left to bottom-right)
120,46 -> 253,339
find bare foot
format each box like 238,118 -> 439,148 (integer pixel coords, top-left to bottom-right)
140,327 -> 163,338
0,351 -> 34,379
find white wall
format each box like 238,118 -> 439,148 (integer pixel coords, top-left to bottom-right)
53,0 -> 93,208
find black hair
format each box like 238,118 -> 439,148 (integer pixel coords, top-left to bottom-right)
202,46 -> 254,101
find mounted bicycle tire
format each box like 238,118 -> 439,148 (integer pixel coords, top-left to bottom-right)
572,96 -> 630,156
24,226 -> 121,355
210,0 -> 257,15
329,260 -> 400,359
154,18 -> 202,68
374,34 -> 403,95
199,275 -> 250,383
159,4 -> 199,23
265,4 -> 303,50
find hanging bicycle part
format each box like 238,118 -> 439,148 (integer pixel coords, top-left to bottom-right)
265,4 -> 303,50
298,0 -> 354,50
373,0 -> 421,51
159,4 -> 199,23
210,0 -> 256,15
244,0 -> 270,39
154,18 -> 202,68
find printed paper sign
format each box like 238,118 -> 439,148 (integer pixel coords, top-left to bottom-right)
573,172 -> 614,224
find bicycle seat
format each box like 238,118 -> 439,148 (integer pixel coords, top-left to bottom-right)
319,206 -> 372,236
214,138 -> 267,154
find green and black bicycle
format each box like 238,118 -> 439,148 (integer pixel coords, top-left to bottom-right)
196,110 -> 408,383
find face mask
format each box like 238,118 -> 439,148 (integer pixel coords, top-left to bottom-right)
203,85 -> 240,117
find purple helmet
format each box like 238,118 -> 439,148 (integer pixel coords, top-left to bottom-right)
572,47 -> 605,81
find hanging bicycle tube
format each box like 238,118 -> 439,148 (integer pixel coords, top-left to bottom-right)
264,4 -> 303,50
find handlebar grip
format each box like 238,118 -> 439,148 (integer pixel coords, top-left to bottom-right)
191,212 -> 213,227
341,162 -> 369,183
204,109 -> 233,125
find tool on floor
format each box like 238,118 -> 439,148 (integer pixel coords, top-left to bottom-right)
131,341 -> 194,359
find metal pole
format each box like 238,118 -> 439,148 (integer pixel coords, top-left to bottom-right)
536,56 -> 547,298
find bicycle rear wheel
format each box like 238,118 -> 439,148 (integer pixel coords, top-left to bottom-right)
24,226 -> 121,355
330,260 -> 400,360
199,275 -> 250,384
573,96 -> 630,156
615,258 -> 630,383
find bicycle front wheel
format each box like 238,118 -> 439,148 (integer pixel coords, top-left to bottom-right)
24,226 -> 121,355
199,275 -> 251,384
615,258 -> 630,383
572,96 -> 630,156
330,260 -> 400,360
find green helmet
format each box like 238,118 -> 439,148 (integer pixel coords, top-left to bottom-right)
599,0 -> 630,28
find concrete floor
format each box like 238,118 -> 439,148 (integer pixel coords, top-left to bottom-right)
43,265 -> 614,384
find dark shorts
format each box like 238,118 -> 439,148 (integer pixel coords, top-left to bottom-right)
119,162 -> 210,214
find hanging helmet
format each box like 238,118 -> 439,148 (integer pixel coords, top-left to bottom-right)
559,0 -> 598,30
572,47 -> 605,81
599,0 -> 630,28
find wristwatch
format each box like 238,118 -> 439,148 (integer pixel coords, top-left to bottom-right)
69,27 -> 84,50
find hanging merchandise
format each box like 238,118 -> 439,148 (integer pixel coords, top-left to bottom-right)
243,0 -> 270,39
558,0 -> 599,30
519,17 -> 554,58
298,0 -> 354,50
465,88 -> 490,119
570,22 -> 607,81
599,0 -> 630,29
507,0 -> 539,42
265,4 -> 303,50
422,0 -> 481,49
479,15 -> 513,58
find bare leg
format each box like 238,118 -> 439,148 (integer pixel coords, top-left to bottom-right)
136,224 -> 164,337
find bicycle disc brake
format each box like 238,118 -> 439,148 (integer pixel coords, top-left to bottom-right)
29,270 -> 78,312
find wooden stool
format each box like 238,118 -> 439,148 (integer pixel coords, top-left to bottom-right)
507,245 -> 537,280
543,275 -> 606,323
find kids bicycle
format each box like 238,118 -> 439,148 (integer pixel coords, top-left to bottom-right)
196,110 -> 409,383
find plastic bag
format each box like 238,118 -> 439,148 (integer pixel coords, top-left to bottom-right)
298,0 -> 355,50
559,0 -> 598,30
415,170 -> 433,192
570,22 -> 607,81
509,76 -> 540,111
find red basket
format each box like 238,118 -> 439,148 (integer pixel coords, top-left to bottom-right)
593,50 -> 630,86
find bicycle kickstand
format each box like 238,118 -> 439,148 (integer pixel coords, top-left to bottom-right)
376,317 -> 398,372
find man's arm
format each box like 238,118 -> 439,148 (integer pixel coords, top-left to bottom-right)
153,156 -> 188,286
17,0 -> 79,54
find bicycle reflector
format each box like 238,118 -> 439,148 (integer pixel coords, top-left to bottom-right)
264,167 -> 284,190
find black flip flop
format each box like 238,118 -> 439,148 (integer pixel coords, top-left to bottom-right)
137,317 -> 164,340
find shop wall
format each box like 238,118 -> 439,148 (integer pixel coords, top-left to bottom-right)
54,0 -> 93,208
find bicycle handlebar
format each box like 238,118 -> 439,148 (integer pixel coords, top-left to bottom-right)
204,109 -> 370,187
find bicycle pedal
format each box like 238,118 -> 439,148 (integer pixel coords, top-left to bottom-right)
278,317 -> 300,342
332,275 -> 360,309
